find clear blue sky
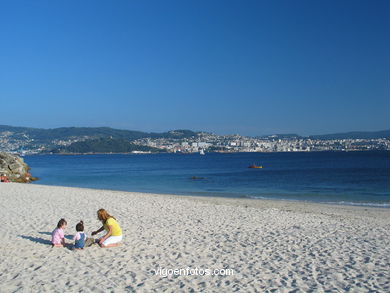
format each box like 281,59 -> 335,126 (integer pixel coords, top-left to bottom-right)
1,0 -> 389,136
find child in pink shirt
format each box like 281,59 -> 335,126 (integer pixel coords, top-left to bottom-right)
51,218 -> 67,247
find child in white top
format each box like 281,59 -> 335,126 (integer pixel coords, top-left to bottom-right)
73,221 -> 87,249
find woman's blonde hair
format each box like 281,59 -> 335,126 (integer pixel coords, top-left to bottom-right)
97,209 -> 115,223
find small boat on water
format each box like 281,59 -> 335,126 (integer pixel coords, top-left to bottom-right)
199,149 -> 205,155
190,176 -> 205,180
248,164 -> 263,169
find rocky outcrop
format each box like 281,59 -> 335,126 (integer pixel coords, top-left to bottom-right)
0,152 -> 37,183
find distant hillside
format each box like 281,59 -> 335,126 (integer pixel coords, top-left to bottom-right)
51,138 -> 165,154
310,130 -> 390,140
258,134 -> 302,139
255,130 -> 390,140
2,125 -> 389,141
0,125 -> 198,142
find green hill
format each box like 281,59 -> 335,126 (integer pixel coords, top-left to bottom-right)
0,125 -> 198,142
309,130 -> 390,140
51,138 -> 165,154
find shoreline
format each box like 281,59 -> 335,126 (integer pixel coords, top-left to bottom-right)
49,184 -> 390,217
1,183 -> 389,291
30,182 -> 390,209
21,149 -> 390,156
6,182 -> 390,224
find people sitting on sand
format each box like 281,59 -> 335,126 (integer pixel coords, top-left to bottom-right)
92,209 -> 123,248
73,220 -> 87,250
51,218 -> 67,247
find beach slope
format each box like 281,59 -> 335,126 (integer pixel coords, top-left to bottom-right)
0,184 -> 389,292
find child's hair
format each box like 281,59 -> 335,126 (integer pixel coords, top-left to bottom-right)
76,220 -> 84,232
97,208 -> 115,223
57,218 -> 67,228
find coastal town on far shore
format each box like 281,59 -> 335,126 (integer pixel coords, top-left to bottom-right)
133,133 -> 390,153
1,129 -> 389,155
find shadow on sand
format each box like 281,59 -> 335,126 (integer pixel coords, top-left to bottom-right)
38,231 -> 52,236
38,231 -> 73,240
20,235 -> 76,250
19,235 -> 52,245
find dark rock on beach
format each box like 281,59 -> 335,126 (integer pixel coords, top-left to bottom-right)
0,152 -> 37,183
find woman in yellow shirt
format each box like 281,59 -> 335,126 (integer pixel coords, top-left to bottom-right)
92,209 -> 123,248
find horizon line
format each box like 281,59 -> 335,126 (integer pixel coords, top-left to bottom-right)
1,124 -> 389,138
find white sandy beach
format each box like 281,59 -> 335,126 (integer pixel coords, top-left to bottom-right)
0,183 -> 389,292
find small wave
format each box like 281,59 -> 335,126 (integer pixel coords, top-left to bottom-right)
325,201 -> 390,208
243,195 -> 302,202
243,195 -> 390,208
244,195 -> 269,200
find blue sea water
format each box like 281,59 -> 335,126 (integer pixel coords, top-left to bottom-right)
24,152 -> 390,207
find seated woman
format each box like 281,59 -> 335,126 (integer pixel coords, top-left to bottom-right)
92,209 -> 123,248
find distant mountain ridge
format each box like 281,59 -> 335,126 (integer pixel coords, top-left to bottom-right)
0,125 -> 198,142
257,130 -> 390,140
309,130 -> 390,140
1,125 -> 389,140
